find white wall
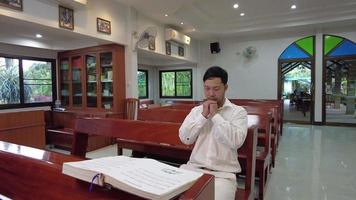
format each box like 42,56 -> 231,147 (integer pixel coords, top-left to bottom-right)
198,30 -> 356,122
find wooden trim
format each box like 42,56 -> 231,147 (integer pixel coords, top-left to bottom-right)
312,122 -> 323,126
0,123 -> 45,132
322,34 -> 326,124
324,122 -> 356,127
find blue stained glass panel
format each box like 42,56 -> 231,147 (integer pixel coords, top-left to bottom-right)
328,40 -> 356,57
279,43 -> 310,60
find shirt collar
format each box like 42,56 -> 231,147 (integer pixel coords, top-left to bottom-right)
218,98 -> 233,110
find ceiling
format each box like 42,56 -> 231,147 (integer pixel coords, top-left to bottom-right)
116,0 -> 356,39
0,15 -> 111,51
1,0 -> 356,65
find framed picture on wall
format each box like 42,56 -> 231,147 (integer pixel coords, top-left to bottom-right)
178,46 -> 184,57
97,18 -> 111,34
59,5 -> 74,30
165,41 -> 171,55
0,0 -> 23,11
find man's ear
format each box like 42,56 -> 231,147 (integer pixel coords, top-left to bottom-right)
225,84 -> 228,91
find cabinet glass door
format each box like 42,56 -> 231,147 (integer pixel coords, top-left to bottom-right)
60,59 -> 69,107
86,54 -> 97,108
71,56 -> 82,107
100,52 -> 113,110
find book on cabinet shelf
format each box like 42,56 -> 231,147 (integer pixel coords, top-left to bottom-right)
62,156 -> 203,200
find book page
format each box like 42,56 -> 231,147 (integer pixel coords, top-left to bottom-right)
63,156 -> 203,197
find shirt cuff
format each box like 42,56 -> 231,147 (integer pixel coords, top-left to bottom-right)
198,113 -> 209,125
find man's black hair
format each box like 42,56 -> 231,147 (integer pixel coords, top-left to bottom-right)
203,66 -> 228,84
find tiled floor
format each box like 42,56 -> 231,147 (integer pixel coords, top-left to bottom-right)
265,123 -> 356,200
48,123 -> 356,199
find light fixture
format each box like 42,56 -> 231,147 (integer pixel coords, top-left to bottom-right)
291,4 -> 296,9
192,28 -> 196,31
180,22 -> 184,25
240,13 -> 245,16
233,3 -> 239,9
36,34 -> 42,38
164,14 -> 168,17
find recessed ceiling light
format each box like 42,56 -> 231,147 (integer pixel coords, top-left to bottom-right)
233,3 -> 239,9
164,14 -> 168,17
291,4 -> 296,9
36,34 -> 42,38
180,22 -> 184,25
240,13 -> 245,16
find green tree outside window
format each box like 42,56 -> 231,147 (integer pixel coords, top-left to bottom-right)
137,70 -> 148,98
160,69 -> 192,98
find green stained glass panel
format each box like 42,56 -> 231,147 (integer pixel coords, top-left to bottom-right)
324,35 -> 343,55
295,37 -> 314,56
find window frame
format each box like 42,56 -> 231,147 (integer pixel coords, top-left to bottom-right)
0,54 -> 56,109
159,69 -> 192,99
137,69 -> 149,99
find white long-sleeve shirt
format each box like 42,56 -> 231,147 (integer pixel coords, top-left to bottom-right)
179,98 -> 247,177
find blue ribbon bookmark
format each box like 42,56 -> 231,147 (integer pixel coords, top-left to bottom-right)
89,173 -> 102,192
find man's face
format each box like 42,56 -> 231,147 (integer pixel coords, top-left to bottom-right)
204,77 -> 228,106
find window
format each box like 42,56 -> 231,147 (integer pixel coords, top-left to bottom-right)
137,69 -> 148,99
0,55 -> 56,109
160,69 -> 192,98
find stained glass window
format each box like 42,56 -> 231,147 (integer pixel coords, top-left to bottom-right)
324,35 -> 356,57
279,36 -> 314,60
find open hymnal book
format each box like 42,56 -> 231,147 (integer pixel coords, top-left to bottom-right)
62,156 -> 203,200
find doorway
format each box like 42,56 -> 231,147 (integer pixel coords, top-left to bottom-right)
278,36 -> 315,124
323,35 -> 356,126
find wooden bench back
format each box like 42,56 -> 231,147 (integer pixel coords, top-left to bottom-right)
166,100 -> 202,105
230,99 -> 283,135
138,108 -> 189,123
241,105 -> 278,135
72,118 -> 188,156
0,140 -> 213,200
72,117 -> 258,200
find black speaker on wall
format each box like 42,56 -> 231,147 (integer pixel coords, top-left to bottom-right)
210,42 -> 220,54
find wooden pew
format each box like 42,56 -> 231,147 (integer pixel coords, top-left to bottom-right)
45,110 -> 116,151
0,110 -> 45,149
166,99 -> 283,138
72,118 -> 258,200
0,140 -> 213,200
231,99 -> 283,136
138,108 -> 189,123
241,105 -> 278,169
138,109 -> 271,200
